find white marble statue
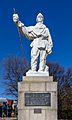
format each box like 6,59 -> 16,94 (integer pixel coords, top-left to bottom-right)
13,13 -> 53,74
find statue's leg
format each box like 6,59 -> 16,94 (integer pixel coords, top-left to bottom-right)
39,50 -> 46,71
31,47 -> 39,71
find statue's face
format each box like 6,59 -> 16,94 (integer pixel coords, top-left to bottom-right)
36,13 -> 44,23
37,16 -> 43,22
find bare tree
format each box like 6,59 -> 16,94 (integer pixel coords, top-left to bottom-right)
3,55 -> 30,98
60,68 -> 72,118
48,62 -> 72,119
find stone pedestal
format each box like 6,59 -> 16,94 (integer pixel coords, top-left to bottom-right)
18,76 -> 57,120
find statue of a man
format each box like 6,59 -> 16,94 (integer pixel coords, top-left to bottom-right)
13,13 -> 53,73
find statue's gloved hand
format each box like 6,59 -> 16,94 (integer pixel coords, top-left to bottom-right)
13,14 -> 19,23
13,14 -> 24,27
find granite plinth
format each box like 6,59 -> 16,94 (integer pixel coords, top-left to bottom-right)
18,76 -> 57,120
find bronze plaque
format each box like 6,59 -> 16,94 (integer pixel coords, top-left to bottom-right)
25,93 -> 51,106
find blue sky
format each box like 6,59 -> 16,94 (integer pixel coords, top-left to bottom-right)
0,0 -> 72,98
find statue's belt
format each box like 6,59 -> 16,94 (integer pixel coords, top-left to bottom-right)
33,35 -> 48,39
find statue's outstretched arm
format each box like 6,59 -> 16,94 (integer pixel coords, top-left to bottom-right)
13,13 -> 34,40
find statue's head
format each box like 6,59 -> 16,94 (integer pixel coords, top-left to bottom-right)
36,13 -> 44,23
